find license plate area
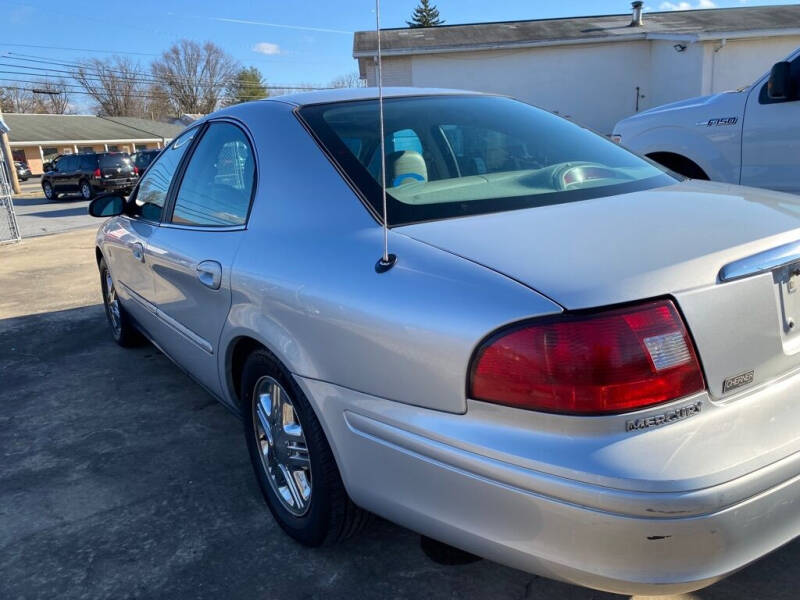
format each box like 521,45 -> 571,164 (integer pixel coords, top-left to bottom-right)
774,263 -> 800,352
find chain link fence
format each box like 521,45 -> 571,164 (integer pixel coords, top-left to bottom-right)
0,156 -> 22,245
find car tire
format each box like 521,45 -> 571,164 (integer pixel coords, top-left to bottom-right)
242,348 -> 369,546
42,181 -> 57,201
80,179 -> 94,200
99,258 -> 143,347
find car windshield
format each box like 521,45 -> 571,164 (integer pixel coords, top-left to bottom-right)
99,154 -> 131,168
300,95 -> 676,225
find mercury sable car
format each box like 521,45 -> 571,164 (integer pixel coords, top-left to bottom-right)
89,88 -> 800,595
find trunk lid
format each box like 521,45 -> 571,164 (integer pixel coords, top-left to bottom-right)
397,179 -> 800,398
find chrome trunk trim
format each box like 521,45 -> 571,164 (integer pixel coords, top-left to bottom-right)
719,239 -> 800,282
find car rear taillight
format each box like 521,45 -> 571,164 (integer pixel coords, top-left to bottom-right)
469,300 -> 705,415
93,168 -> 101,178
133,166 -> 139,175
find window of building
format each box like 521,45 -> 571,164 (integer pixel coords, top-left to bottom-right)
41,147 -> 59,162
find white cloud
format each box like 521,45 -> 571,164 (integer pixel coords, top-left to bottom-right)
659,0 -> 716,9
252,42 -> 281,55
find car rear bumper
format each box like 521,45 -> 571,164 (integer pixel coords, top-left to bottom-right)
297,376 -> 800,595
94,179 -> 135,191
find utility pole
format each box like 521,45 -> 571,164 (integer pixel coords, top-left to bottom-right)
0,107 -> 21,195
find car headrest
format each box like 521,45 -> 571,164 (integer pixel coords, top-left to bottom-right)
389,151 -> 427,187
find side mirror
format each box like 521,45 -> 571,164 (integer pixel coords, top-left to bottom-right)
88,194 -> 125,218
768,61 -> 793,100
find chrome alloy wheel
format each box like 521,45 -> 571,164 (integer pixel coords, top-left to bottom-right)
252,376 -> 312,516
104,270 -> 121,337
81,182 -> 92,199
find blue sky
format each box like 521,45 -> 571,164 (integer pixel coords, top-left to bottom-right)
2,0 -> 797,90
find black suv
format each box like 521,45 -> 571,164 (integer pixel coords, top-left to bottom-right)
42,152 -> 137,201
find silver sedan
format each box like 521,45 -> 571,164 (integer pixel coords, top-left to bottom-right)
90,88 -> 800,595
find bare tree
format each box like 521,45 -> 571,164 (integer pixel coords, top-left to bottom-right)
0,85 -> 38,113
73,57 -> 146,116
144,83 -> 173,121
32,79 -> 71,114
329,72 -> 366,89
151,40 -> 238,114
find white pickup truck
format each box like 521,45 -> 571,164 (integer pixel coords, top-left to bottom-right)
613,47 -> 800,195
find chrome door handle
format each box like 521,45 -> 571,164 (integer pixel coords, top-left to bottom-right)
196,260 -> 222,290
131,242 -> 145,263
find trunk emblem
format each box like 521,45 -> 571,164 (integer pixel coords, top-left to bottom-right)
722,370 -> 754,393
625,401 -> 702,432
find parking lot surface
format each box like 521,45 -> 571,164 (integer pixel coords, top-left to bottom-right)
1,227 -> 800,600
12,179 -> 96,238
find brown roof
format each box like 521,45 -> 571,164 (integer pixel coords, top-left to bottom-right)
354,5 -> 800,56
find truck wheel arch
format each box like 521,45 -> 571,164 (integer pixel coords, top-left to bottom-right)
647,152 -> 709,180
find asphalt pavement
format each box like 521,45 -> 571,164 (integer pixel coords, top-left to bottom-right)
11,177 -> 97,238
1,228 -> 800,599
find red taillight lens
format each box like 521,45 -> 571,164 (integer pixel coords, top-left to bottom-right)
470,300 -> 705,415
134,166 -> 139,175
93,168 -> 101,178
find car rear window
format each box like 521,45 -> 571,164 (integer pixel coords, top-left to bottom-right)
99,154 -> 132,168
133,152 -> 156,169
299,95 -> 676,226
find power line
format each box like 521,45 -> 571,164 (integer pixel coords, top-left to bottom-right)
0,43 -> 160,57
6,54 -> 312,89
0,77 -> 323,96
0,84 -> 180,100
0,60 -> 328,91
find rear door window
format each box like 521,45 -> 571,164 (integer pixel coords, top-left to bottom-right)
79,155 -> 97,170
169,122 -> 255,227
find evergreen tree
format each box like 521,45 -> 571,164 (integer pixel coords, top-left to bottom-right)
407,0 -> 444,28
225,67 -> 268,106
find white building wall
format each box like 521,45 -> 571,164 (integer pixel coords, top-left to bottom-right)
364,56 -> 412,86
647,40 -> 706,108
359,34 -> 800,136
407,42 -> 651,135
709,36 -> 800,93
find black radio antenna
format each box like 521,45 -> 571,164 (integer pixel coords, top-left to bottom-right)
374,0 -> 396,273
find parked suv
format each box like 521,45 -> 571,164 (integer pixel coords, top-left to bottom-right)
14,161 -> 32,182
42,152 -> 137,201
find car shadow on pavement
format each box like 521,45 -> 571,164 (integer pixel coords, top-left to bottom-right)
0,305 -> 798,600
14,195 -> 86,205
25,207 -> 89,219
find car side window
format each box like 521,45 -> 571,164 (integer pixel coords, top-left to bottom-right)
130,128 -> 197,221
80,155 -> 96,170
759,55 -> 800,105
170,122 -> 255,227
58,155 -> 75,171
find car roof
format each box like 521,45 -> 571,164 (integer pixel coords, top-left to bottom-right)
267,87 -> 485,107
